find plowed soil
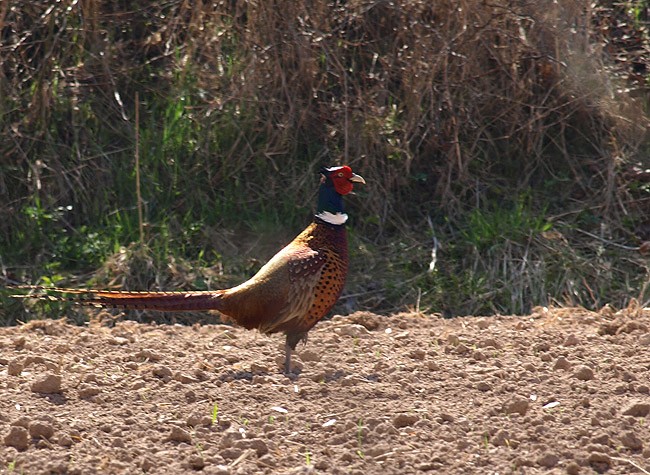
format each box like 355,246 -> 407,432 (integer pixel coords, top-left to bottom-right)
1,306 -> 650,474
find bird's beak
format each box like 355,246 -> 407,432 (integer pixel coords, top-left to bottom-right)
349,173 -> 366,185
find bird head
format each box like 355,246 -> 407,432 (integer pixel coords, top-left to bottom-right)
320,166 -> 366,196
316,166 -> 365,226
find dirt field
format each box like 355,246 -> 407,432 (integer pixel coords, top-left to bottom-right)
1,305 -> 649,474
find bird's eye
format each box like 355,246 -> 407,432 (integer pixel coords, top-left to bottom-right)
337,172 -> 344,177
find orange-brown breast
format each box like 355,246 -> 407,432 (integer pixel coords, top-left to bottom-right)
276,220 -> 348,334
298,247 -> 347,331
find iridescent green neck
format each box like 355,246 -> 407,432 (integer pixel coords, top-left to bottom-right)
316,178 -> 347,226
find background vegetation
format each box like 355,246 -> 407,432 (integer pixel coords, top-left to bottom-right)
1,0 -> 649,323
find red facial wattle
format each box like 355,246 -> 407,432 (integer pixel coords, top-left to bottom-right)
322,165 -> 365,196
330,166 -> 354,195
333,177 -> 354,195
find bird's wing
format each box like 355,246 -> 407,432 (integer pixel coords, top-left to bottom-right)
215,244 -> 326,333
257,248 -> 326,333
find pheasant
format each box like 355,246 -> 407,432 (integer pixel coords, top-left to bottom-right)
11,166 -> 365,374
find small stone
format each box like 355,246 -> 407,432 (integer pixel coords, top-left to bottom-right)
503,396 -> 529,416
78,384 -> 101,399
554,356 -> 571,371
213,465 -> 231,475
563,334 -> 580,346
13,336 -> 26,349
135,349 -> 163,362
28,421 -> 55,440
140,457 -> 156,472
373,422 -> 399,435
573,365 -> 594,381
640,333 -> 650,346
220,428 -> 244,448
621,371 -> 637,382
31,374 -> 62,394
598,322 -> 620,335
57,433 -> 73,447
622,402 -> 650,417
619,431 -> 643,451
186,414 -> 203,427
491,429 -> 512,447
439,413 -> 455,423
513,456 -> 534,467
188,454 -> 205,470
537,452 -> 559,468
587,452 -> 610,472
409,349 -> 426,360
477,381 -> 491,392
534,342 -> 550,352
427,361 -> 441,371
478,337 -> 501,349
454,343 -> 470,354
233,438 -> 269,456
8,358 -> 24,376
392,414 -> 419,428
335,324 -> 370,338
173,372 -> 199,384
258,454 -> 276,467
4,426 -> 29,450
299,349 -> 321,362
54,344 -> 70,353
447,334 -> 460,345
308,371 -> 326,383
152,365 -> 173,381
340,375 -> 360,387
617,321 -> 648,334
11,417 -> 31,429
109,336 -> 129,345
166,426 -> 192,444
591,433 -> 609,445
219,447 -> 244,460
565,461 -> 581,475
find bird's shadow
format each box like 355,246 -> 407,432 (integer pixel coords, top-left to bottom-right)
218,370 -> 303,382
38,393 -> 68,405
217,369 -> 379,383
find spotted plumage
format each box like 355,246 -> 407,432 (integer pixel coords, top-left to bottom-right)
11,166 -> 365,374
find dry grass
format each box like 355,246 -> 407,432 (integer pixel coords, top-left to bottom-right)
1,0 -> 649,317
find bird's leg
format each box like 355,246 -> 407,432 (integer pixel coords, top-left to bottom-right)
284,332 -> 308,375
284,342 -> 293,375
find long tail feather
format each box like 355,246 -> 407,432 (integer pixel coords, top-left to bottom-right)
9,285 -> 224,312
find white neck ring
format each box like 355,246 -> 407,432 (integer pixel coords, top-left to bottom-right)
316,211 -> 348,225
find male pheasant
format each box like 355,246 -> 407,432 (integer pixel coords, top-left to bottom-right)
11,166 -> 365,374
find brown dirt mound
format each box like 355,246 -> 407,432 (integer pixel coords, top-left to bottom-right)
1,306 -> 650,474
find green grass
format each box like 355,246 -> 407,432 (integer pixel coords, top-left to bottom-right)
211,403 -> 219,425
460,197 -> 552,252
356,418 -> 365,459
